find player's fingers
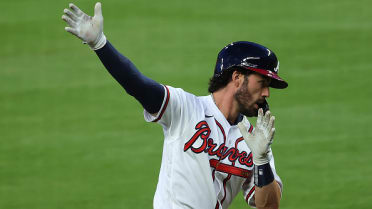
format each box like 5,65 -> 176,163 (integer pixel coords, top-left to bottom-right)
263,110 -> 270,128
237,122 -> 248,138
267,116 -> 275,132
69,3 -> 84,16
62,15 -> 76,27
94,2 -> 102,17
64,8 -> 78,21
268,128 -> 275,144
65,27 -> 79,36
257,108 -> 263,125
243,115 -> 250,124
237,120 -> 252,140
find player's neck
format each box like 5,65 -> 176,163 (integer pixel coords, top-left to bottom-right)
212,89 -> 240,124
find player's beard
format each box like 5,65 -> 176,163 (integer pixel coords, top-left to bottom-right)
234,77 -> 258,117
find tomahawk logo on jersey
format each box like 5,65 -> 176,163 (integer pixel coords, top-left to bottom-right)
144,85 -> 282,209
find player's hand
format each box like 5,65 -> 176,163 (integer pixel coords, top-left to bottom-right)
62,2 -> 106,50
237,108 -> 275,165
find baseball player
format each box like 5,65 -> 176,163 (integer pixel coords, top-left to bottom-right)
62,2 -> 288,209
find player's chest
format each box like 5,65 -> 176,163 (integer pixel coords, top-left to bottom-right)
183,117 -> 254,170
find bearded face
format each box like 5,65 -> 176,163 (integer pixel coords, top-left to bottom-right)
234,74 -> 268,117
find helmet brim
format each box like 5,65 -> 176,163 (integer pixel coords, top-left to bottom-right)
242,66 -> 288,89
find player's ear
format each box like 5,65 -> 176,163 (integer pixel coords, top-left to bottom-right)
231,70 -> 244,88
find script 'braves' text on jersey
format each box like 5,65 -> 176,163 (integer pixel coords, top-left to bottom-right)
144,85 -> 282,209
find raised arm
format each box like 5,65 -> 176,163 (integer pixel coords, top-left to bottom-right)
62,2 -> 164,114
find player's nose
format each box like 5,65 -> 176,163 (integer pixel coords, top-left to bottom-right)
262,87 -> 270,98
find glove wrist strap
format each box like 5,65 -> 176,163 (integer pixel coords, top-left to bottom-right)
254,163 -> 274,187
88,33 -> 107,50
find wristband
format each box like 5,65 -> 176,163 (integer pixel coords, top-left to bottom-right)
254,163 -> 274,187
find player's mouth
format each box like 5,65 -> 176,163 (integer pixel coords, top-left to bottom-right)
255,100 -> 265,109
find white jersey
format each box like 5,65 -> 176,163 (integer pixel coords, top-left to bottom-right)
144,85 -> 282,209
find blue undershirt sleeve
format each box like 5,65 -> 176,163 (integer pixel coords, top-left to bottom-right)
94,41 -> 165,114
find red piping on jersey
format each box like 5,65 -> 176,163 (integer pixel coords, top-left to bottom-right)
212,169 -> 216,181
212,119 -> 254,206
153,85 -> 170,122
221,134 -> 243,205
214,118 -> 229,206
235,137 -> 244,151
214,119 -> 226,143
221,173 -> 231,204
245,186 -> 255,203
248,124 -> 254,133
244,124 -> 255,204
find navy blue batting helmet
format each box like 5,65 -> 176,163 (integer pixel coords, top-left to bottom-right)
214,41 -> 288,89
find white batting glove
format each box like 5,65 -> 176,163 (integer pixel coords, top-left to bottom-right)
238,108 -> 275,166
62,2 -> 106,50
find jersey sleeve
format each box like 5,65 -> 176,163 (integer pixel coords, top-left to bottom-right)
143,85 -> 199,137
242,149 -> 283,208
95,41 -> 165,114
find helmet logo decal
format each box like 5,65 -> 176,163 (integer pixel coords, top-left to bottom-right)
241,57 -> 259,68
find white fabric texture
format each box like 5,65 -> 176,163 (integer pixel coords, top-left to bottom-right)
144,86 -> 282,209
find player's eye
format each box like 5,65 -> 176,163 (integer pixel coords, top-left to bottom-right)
260,78 -> 271,88
258,80 -> 267,88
